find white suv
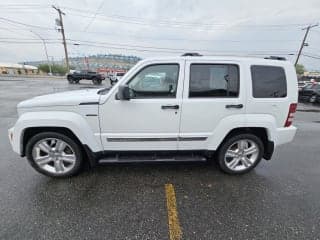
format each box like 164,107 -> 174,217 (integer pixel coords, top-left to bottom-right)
8,54 -> 298,177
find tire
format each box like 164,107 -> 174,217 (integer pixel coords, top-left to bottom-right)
92,78 -> 99,85
110,78 -> 118,86
26,132 -> 83,178
217,133 -> 264,175
67,76 -> 74,84
309,95 -> 317,103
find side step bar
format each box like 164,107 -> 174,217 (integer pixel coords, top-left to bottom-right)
98,153 -> 207,164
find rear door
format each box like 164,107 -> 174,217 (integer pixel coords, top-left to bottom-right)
178,59 -> 246,150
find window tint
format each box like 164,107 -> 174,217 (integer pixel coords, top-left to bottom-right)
128,64 -> 179,98
251,65 -> 287,98
189,64 -> 239,98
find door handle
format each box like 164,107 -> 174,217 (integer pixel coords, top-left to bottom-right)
225,104 -> 243,109
161,105 -> 179,110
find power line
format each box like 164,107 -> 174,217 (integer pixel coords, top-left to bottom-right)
301,54 -> 320,60
68,38 -> 295,54
0,17 -> 54,30
82,0 -> 106,32
67,29 -> 301,43
62,8 -> 310,32
62,6 -> 309,29
0,37 -> 61,40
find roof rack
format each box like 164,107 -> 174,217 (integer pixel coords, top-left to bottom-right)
264,56 -> 287,61
181,52 -> 202,57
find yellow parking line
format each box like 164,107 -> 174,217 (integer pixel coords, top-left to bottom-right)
165,183 -> 182,240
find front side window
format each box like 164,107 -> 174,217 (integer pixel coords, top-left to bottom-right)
189,64 -> 239,98
251,65 -> 287,98
128,64 -> 179,98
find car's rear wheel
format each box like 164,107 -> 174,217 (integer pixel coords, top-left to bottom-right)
309,95 -> 317,103
26,132 -> 83,178
217,133 -> 264,175
92,78 -> 102,85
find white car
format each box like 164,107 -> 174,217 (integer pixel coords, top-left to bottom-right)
110,72 -> 125,85
8,54 -> 298,177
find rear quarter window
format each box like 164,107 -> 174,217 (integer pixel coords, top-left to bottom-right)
251,65 -> 287,98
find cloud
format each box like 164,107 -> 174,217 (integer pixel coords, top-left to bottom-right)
0,0 -> 319,69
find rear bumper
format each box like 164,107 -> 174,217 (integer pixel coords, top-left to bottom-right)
275,126 -> 297,146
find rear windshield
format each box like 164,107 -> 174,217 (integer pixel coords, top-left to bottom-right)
251,65 -> 287,98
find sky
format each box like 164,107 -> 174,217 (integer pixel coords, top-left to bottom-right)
0,0 -> 319,70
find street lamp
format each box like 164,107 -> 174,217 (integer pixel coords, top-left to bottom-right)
30,30 -> 52,75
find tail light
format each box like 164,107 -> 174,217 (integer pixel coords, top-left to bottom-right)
284,103 -> 297,127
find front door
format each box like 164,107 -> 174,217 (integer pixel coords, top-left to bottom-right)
99,61 -> 184,151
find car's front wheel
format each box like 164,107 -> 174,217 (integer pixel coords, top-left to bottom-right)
67,76 -> 74,84
92,78 -> 101,85
26,132 -> 83,178
217,133 -> 264,175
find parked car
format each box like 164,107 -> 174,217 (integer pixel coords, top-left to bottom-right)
298,81 -> 310,91
110,72 -> 125,85
67,70 -> 105,85
8,54 -> 298,178
299,83 -> 320,103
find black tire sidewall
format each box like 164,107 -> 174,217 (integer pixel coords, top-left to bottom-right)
309,95 -> 316,103
217,133 -> 264,175
26,132 -> 83,178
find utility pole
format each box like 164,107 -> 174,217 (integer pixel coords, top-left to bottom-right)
295,23 -> 319,66
52,5 -> 70,72
30,30 -> 52,75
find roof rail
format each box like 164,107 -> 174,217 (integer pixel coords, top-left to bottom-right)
181,52 -> 202,57
264,56 -> 287,61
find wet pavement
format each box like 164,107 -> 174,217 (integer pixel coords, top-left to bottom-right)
0,78 -> 320,240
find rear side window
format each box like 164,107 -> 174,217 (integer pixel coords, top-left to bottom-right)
251,65 -> 287,98
189,64 -> 239,98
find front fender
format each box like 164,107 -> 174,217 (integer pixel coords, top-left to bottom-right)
12,111 -> 102,155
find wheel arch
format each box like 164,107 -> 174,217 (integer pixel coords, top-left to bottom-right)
22,126 -> 97,167
218,127 -> 274,160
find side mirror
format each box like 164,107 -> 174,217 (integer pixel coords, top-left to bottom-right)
116,85 -> 131,100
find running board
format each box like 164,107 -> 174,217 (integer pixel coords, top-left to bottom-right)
98,152 -> 207,164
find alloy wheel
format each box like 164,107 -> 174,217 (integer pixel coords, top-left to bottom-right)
32,138 -> 76,174
224,139 -> 260,171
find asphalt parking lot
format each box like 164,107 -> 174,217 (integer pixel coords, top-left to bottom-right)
0,78 -> 320,240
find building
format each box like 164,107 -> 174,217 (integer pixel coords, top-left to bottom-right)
299,71 -> 320,82
0,63 -> 38,75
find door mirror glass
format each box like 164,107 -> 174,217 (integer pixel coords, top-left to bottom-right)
116,85 -> 131,100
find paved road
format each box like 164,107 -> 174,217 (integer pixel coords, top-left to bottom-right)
0,79 -> 320,240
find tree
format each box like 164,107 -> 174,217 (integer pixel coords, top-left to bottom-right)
38,64 -> 69,75
295,64 -> 305,75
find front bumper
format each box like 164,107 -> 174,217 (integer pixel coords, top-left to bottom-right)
8,127 -> 20,155
8,127 -> 14,147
